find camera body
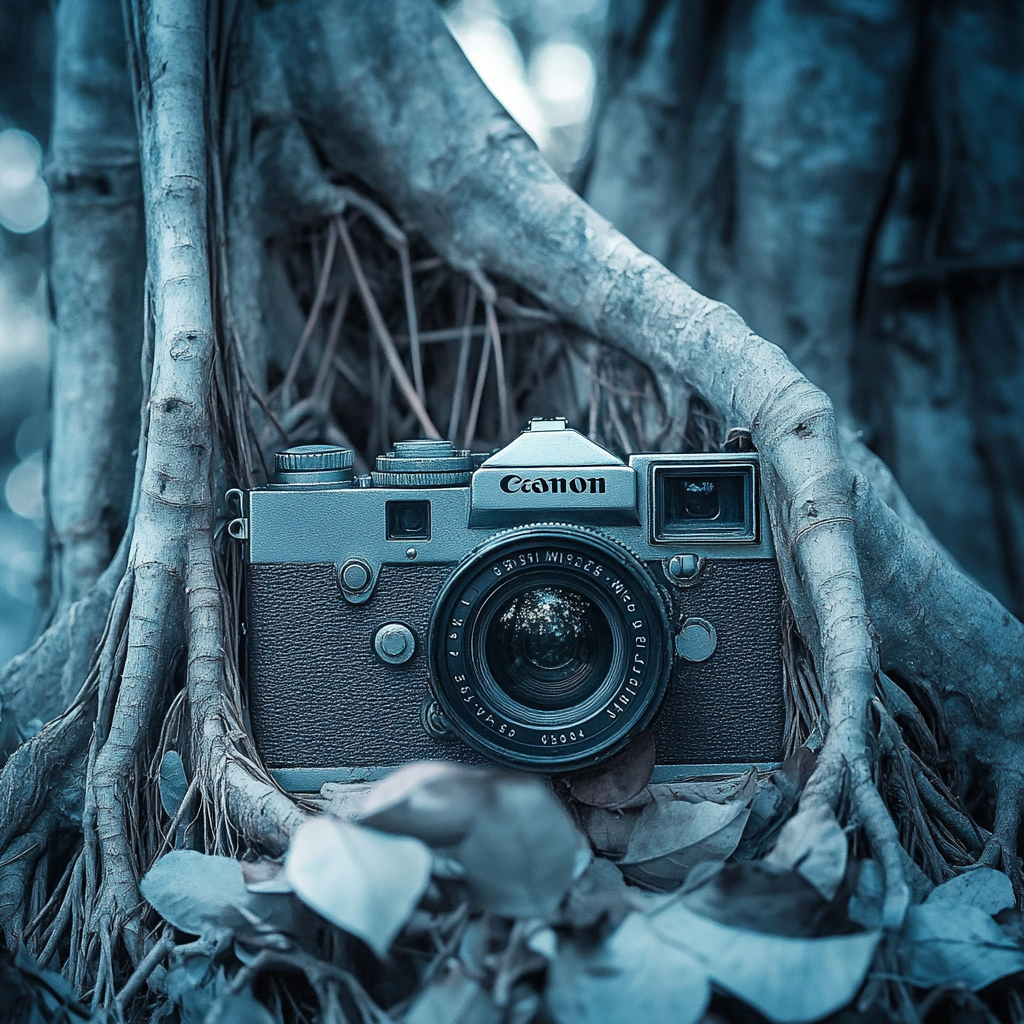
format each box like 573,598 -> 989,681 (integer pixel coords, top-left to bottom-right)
234,419 -> 785,791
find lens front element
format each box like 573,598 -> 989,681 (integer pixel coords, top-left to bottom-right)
428,527 -> 669,772
485,584 -> 615,711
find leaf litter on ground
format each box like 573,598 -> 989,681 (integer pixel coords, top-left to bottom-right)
138,756 -> 1024,1024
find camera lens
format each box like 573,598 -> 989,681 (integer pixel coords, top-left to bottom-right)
428,527 -> 670,773
485,586 -> 612,710
682,480 -> 720,519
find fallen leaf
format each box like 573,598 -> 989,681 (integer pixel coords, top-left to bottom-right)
848,859 -> 884,930
575,804 -> 642,859
242,858 -> 293,894
562,857 -> 633,932
924,868 -> 1015,916
648,900 -> 880,1023
359,762 -> 491,846
159,750 -> 189,817
679,862 -> 833,937
900,902 -> 1024,990
319,782 -> 374,821
658,766 -> 757,805
620,793 -> 751,888
764,803 -> 848,899
547,913 -> 710,1024
455,775 -> 580,917
141,851 -> 292,938
567,730 -> 656,808
286,816 -> 431,956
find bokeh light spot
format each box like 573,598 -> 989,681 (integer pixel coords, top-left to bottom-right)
0,128 -> 50,234
529,42 -> 595,127
5,451 -> 45,521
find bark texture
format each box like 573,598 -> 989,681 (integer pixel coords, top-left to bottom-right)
583,0 -> 1024,616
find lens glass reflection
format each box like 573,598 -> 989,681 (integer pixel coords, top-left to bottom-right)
485,585 -> 612,710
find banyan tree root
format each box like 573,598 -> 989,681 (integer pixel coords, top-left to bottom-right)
0,0 -> 1023,1003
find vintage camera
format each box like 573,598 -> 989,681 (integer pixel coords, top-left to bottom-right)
231,418 -> 784,791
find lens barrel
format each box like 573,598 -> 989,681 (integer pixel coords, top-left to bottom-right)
428,526 -> 670,772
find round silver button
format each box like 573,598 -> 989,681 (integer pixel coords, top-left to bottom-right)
340,559 -> 371,592
675,617 -> 717,662
374,623 -> 416,664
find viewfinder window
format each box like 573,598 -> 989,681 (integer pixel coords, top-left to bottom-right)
654,465 -> 756,541
387,500 -> 431,540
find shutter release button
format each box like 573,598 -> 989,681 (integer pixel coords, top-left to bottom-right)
375,623 -> 416,664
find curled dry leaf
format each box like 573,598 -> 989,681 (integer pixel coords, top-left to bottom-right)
140,851 -> 293,938
619,776 -> 754,889
764,802 -> 848,900
566,730 -> 656,808
286,816 -> 431,956
547,913 -> 710,1024
647,901 -> 881,1024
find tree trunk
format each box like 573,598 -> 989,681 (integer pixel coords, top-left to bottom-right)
583,0 -> 1024,616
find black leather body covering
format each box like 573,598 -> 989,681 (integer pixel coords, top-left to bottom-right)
246,558 -> 784,770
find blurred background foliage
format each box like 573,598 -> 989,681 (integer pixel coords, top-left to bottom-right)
0,0 -> 52,666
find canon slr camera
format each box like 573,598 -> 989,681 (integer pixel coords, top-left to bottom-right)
229,418 -> 784,791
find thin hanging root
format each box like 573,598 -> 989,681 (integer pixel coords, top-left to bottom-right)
447,285 -> 477,441
463,308 -> 493,448
279,220 -> 339,401
336,215 -> 440,438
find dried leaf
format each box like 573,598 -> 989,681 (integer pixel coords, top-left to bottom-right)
141,851 -> 292,938
764,803 -> 848,899
286,816 -> 431,956
620,792 -> 751,888
679,862 -> 832,938
158,750 -> 188,817
404,962 -> 502,1024
567,730 -> 656,808
924,868 -> 1015,916
242,858 -> 293,894
547,913 -> 710,1024
576,804 -> 642,859
455,775 -> 580,917
900,902 -> 1024,990
562,857 -> 633,932
359,762 -> 491,845
648,901 -> 880,1023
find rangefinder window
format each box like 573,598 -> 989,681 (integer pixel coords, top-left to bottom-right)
653,465 -> 756,541
387,500 -> 431,540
